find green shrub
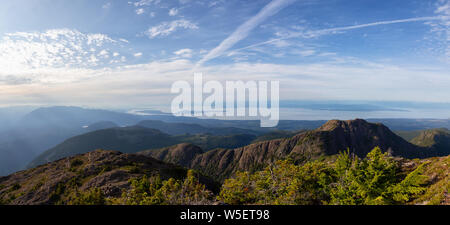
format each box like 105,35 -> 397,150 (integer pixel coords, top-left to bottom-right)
220,147 -> 432,205
70,159 -> 84,168
68,188 -> 105,205
117,170 -> 213,205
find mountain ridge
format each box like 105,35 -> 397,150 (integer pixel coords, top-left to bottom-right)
144,119 -> 434,181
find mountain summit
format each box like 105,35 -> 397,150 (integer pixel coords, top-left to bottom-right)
314,119 -> 426,157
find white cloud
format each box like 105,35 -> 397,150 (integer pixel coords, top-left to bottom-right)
174,48 -> 193,58
133,0 -> 159,7
134,52 -> 143,57
136,8 -> 145,15
102,2 -> 112,9
197,0 -> 296,66
426,0 -> 450,60
169,8 -> 179,16
98,49 -> 109,58
293,49 -> 315,57
208,0 -> 225,8
0,29 -> 128,84
269,39 -> 291,48
2,59 -> 449,107
436,0 -> 450,14
179,0 -> 191,4
146,20 -> 198,38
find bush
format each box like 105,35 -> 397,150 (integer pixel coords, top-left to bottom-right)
70,159 -> 84,168
219,160 -> 335,205
118,170 -> 213,205
68,188 -> 106,205
220,147 -> 430,205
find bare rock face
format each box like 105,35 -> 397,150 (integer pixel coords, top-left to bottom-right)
145,119 -> 431,181
0,150 -> 217,205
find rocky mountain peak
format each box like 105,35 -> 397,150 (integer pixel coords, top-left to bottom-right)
317,118 -> 380,132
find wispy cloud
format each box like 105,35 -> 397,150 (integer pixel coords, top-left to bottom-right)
208,0 -> 225,8
231,16 -> 445,55
179,0 -> 191,4
133,0 -> 160,7
196,0 -> 297,66
425,0 -> 450,61
146,19 -> 198,38
102,2 -> 111,9
174,48 -> 193,58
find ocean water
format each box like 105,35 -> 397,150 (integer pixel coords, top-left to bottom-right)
279,108 -> 450,120
131,107 -> 450,120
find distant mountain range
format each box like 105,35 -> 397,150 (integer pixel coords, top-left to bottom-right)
0,106 -> 150,175
1,119 -> 449,205
0,106 -> 269,175
34,118 -> 446,173
27,126 -> 178,169
28,126 -> 296,168
136,120 -> 262,136
2,105 -> 450,176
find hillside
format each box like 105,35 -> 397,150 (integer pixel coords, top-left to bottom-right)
2,149 -> 447,205
178,133 -> 257,150
137,120 -> 261,136
0,150 -> 218,205
251,130 -> 300,143
410,128 -> 450,156
84,121 -> 118,132
139,143 -> 204,168
145,119 -> 432,181
0,106 -> 148,176
395,130 -> 423,141
28,128 -> 264,169
28,126 -> 179,168
410,155 -> 450,205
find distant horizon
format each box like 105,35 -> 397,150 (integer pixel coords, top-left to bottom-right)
2,101 -> 450,121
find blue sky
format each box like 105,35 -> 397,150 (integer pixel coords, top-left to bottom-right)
0,0 -> 449,112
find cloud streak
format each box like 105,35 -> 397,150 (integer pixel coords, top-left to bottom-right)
146,20 -> 198,38
231,16 -> 445,54
196,0 -> 297,66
